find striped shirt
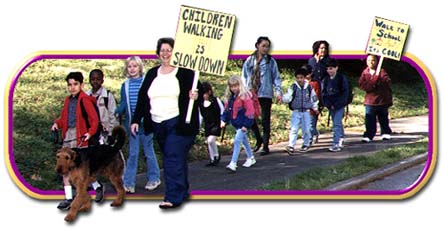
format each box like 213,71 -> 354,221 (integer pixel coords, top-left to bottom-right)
128,76 -> 144,117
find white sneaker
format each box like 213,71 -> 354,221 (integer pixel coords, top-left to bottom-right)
124,186 -> 135,194
226,162 -> 237,172
338,138 -> 345,147
145,180 -> 161,191
242,157 -> 256,168
361,137 -> 371,143
381,134 -> 391,140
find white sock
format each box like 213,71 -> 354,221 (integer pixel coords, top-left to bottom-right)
64,186 -> 73,200
92,181 -> 101,190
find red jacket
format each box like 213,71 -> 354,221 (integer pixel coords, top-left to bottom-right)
309,80 -> 322,115
358,68 -> 393,106
54,91 -> 99,146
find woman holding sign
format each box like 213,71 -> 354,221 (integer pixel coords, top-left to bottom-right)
242,36 -> 283,156
131,37 -> 202,209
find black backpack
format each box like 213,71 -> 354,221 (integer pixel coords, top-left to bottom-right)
338,74 -> 354,106
339,74 -> 354,122
80,97 -> 103,146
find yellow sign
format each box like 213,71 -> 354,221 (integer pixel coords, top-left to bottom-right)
171,5 -> 236,76
366,16 -> 409,60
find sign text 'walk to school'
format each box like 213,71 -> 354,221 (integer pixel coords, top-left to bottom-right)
366,16 -> 409,61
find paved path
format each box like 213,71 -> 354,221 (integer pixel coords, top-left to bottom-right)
109,115 -> 429,196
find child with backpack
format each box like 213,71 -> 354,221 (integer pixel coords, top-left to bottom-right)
322,58 -> 349,152
283,68 -> 318,155
221,75 -> 256,172
86,69 -> 118,144
302,64 -> 322,146
51,72 -> 102,209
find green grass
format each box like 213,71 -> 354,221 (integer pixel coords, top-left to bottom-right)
261,138 -> 428,190
11,59 -> 428,190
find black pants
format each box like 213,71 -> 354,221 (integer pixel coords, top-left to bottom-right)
251,98 -> 273,149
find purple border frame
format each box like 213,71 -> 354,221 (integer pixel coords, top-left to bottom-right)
7,53 -> 433,198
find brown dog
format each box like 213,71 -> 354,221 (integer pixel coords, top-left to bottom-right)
55,126 -> 126,222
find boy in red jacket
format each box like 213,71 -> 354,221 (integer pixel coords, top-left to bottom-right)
51,72 -> 100,210
358,54 -> 393,142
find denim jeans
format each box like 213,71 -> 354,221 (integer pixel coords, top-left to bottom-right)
123,127 -> 160,188
364,104 -> 392,139
289,111 -> 311,147
153,117 -> 195,205
231,128 -> 253,163
310,114 -> 319,137
330,107 -> 345,145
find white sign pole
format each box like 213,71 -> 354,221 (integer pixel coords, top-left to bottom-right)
376,56 -> 384,75
185,70 -> 200,124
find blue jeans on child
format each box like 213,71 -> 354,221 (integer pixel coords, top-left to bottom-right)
231,128 -> 253,163
124,127 -> 160,188
310,114 -> 319,137
364,104 -> 392,139
289,110 -> 311,147
330,107 -> 345,146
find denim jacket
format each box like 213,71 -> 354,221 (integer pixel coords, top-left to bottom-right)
242,54 -> 282,99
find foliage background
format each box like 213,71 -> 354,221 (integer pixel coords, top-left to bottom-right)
12,56 -> 427,190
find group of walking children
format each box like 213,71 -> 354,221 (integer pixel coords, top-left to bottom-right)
51,37 -> 395,209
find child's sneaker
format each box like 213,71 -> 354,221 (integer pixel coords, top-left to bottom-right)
338,138 -> 345,148
361,137 -> 371,143
226,162 -> 237,172
328,145 -> 342,152
145,180 -> 161,191
124,186 -> 135,194
300,145 -> 309,152
242,157 -> 256,167
286,146 -> 298,156
381,134 -> 391,140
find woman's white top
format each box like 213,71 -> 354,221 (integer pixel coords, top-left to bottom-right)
148,67 -> 180,123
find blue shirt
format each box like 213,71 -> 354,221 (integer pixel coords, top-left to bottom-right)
128,77 -> 144,117
67,95 -> 78,128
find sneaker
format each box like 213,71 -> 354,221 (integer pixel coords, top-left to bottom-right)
381,134 -> 391,140
145,180 -> 161,191
213,155 -> 221,165
95,184 -> 105,203
259,147 -> 270,156
328,145 -> 342,152
124,186 -> 135,194
300,145 -> 309,152
57,199 -> 72,210
361,137 -> 371,143
205,160 -> 216,166
338,138 -> 345,148
286,146 -> 295,156
226,162 -> 237,172
242,157 -> 256,167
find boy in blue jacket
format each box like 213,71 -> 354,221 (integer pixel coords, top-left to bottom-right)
322,58 -> 349,152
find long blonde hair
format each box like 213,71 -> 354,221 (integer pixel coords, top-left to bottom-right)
223,75 -> 249,102
123,56 -> 145,78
